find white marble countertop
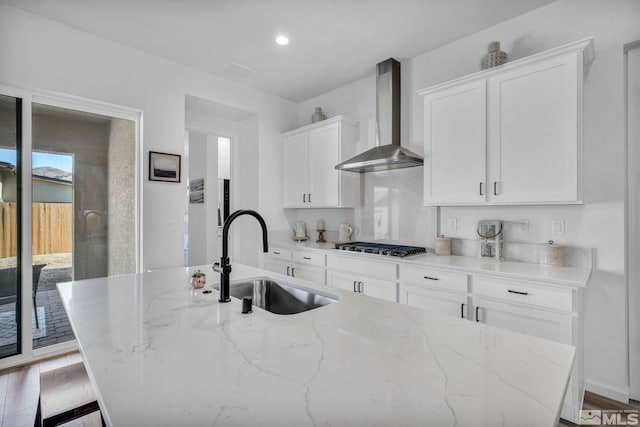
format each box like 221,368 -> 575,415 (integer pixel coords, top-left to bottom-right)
59,264 -> 575,427
270,238 -> 591,287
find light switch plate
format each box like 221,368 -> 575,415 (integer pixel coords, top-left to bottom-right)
447,218 -> 457,231
551,219 -> 565,235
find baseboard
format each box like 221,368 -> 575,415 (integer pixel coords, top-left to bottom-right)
585,379 -> 630,403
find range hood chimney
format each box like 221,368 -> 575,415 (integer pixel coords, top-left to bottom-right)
335,58 -> 423,173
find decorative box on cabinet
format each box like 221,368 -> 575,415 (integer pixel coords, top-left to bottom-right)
419,38 -> 594,206
282,116 -> 359,208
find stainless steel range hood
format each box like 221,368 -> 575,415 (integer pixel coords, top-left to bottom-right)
335,58 -> 423,173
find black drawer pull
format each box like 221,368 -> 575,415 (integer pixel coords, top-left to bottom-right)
461,303 -> 465,319
507,289 -> 529,296
475,306 -> 480,322
273,251 -> 281,255
303,256 -> 312,260
423,276 -> 440,281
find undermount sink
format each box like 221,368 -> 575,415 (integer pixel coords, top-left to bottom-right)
215,277 -> 338,315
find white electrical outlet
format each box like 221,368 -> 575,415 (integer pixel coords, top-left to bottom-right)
551,219 -> 565,235
518,219 -> 529,234
448,218 -> 457,231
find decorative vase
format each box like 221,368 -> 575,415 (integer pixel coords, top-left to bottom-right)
191,276 -> 206,289
311,107 -> 326,123
481,41 -> 508,70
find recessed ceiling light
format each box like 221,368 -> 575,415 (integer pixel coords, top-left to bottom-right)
275,35 -> 289,46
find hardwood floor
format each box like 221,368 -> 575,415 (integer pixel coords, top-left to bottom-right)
0,352 -> 101,427
558,392 -> 640,426
0,353 -> 637,427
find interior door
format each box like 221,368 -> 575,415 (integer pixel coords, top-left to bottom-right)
283,132 -> 308,207
627,41 -> 640,400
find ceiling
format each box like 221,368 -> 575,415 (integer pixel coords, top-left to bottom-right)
1,0 -> 557,102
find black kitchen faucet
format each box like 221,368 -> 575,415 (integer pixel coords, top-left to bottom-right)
213,209 -> 269,303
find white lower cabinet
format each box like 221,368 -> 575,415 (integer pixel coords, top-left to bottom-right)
264,247 -> 326,284
291,263 -> 325,283
326,254 -> 397,302
472,297 -> 573,344
399,284 -> 469,319
327,270 -> 397,302
264,257 -> 290,277
268,248 -> 584,423
471,277 -> 582,424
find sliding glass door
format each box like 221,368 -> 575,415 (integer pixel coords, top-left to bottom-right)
31,102 -> 137,350
0,95 -> 22,359
0,86 -> 140,365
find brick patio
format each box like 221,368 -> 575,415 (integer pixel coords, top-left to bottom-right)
0,262 -> 75,358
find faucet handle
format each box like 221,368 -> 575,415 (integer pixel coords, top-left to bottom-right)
212,262 -> 221,273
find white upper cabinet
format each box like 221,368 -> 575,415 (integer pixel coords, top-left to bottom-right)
423,80 -> 487,204
419,38 -> 594,206
487,54 -> 579,203
282,116 -> 359,208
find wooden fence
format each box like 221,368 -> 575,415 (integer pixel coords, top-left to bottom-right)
0,202 -> 73,257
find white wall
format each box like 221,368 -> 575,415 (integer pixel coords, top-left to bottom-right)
187,131 -> 208,266
0,4 -> 296,270
296,0 -> 640,401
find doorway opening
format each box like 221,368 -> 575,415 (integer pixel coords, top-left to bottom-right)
184,134 -> 231,266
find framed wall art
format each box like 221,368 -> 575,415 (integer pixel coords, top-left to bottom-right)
149,151 -> 181,182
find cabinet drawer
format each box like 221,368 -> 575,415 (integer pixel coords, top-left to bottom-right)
266,247 -> 292,262
399,284 -> 468,319
293,250 -> 325,267
399,265 -> 468,293
473,275 -> 573,312
327,254 -> 396,280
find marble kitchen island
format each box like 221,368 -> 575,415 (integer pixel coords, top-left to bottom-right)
58,264 -> 575,427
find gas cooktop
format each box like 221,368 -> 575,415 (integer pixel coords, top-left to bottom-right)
334,242 -> 427,257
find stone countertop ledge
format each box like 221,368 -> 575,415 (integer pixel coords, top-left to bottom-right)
58,264 -> 575,427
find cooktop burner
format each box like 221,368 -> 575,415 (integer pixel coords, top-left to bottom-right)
334,242 -> 427,257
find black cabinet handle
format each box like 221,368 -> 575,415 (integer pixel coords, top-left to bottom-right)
475,306 -> 481,322
358,281 -> 363,293
303,256 -> 312,260
303,194 -> 306,203
423,276 -> 440,281
507,289 -> 529,296
353,281 -> 357,292
286,266 -> 290,276
291,267 -> 295,277
461,303 -> 465,319
494,181 -> 498,196
308,193 -> 312,203
479,182 -> 484,196
273,251 -> 280,255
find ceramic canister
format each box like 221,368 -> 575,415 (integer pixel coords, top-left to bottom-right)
435,236 -> 452,256
540,240 -> 564,267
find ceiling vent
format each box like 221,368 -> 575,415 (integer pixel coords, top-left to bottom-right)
221,62 -> 255,79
